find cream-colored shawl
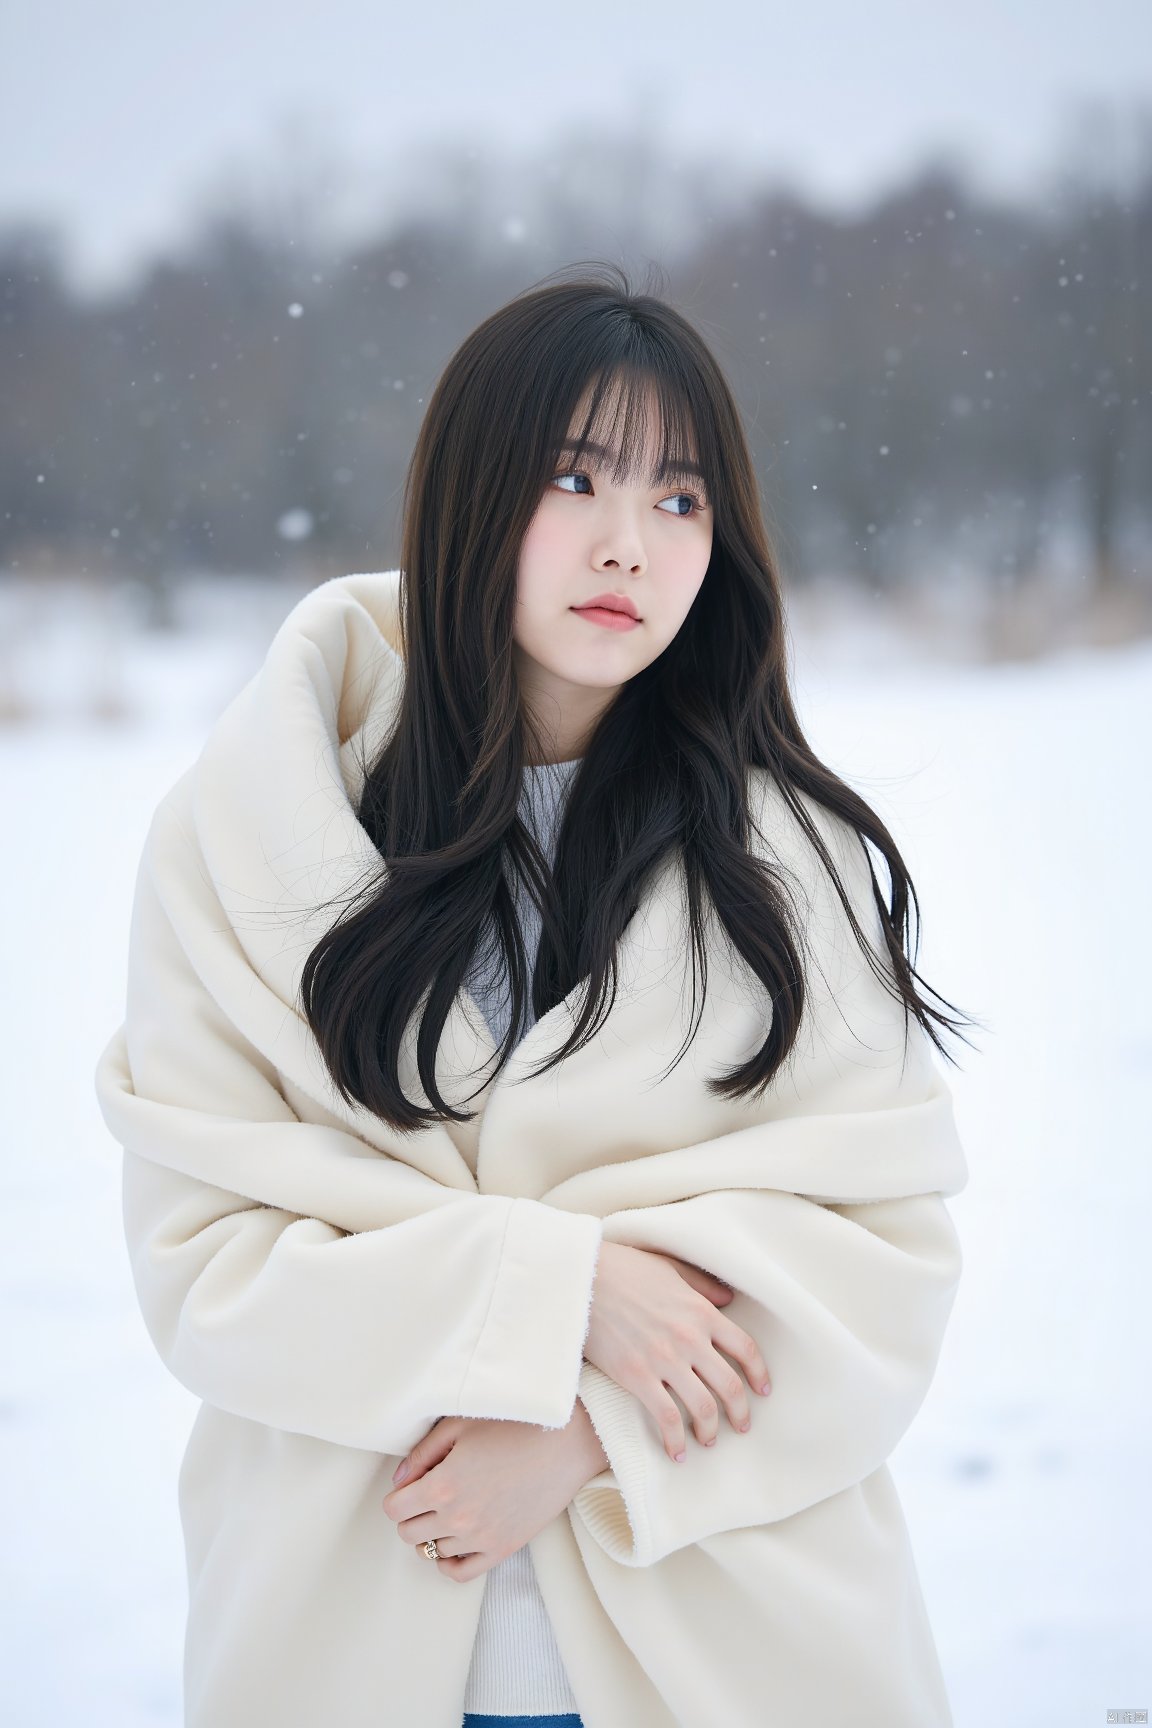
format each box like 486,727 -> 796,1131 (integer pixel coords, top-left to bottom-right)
94,569 -> 968,1728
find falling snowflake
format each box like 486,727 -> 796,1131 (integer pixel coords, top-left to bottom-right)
276,508 -> 314,542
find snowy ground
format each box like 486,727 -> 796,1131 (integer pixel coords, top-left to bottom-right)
1,578 -> 1149,1727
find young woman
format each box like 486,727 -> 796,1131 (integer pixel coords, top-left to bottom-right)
94,262 -> 977,1728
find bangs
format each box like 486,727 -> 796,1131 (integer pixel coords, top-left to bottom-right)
553,365 -> 712,498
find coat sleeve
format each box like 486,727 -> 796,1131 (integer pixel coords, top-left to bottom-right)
569,793 -> 967,1567
570,1179 -> 961,1566
93,803 -> 604,1458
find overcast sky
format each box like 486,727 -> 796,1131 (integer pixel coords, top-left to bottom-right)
2,0 -> 1148,296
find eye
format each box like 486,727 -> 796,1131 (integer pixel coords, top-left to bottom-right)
656,490 -> 709,518
552,471 -> 593,495
551,470 -> 709,516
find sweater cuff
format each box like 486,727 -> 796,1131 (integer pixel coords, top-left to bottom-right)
457,1199 -> 604,1429
570,1359 -> 659,1565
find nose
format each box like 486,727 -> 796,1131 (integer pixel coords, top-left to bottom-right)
594,521 -> 647,574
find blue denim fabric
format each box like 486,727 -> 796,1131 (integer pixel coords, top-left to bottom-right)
462,1717 -> 583,1727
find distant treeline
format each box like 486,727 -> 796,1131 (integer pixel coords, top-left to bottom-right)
1,129 -> 1148,606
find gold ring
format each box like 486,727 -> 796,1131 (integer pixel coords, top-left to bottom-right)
422,1538 -> 440,1560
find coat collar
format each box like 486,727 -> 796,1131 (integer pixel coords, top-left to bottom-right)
166,569 -> 966,1213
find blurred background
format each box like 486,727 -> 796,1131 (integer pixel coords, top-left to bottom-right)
1,3 -> 1148,1725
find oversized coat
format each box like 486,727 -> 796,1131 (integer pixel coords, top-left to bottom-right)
93,568 -> 969,1728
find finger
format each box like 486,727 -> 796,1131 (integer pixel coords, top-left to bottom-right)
384,1446 -> 451,1515
700,1346 -> 755,1435
382,1474 -> 429,1520
666,1364 -> 723,1448
643,1378 -> 690,1463
677,1272 -> 734,1309
392,1419 -> 456,1487
712,1314 -> 773,1398
436,1551 -> 488,1583
666,1255 -> 734,1300
398,1511 -> 457,1551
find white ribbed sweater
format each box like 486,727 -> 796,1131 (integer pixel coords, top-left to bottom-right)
461,756 -> 584,1717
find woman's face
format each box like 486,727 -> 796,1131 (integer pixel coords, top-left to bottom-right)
513,385 -> 713,764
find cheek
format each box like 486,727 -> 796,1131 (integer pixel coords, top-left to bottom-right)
517,505 -> 574,589
514,510 -> 571,658
655,532 -> 712,633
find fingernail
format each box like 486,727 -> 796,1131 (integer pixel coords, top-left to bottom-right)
393,1459 -> 409,1482
759,1382 -> 772,1396
674,1450 -> 687,1463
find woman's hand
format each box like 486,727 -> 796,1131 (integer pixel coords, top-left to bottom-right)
381,1409 -> 604,1584
584,1243 -> 773,1463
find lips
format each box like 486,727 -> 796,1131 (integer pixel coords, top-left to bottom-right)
572,604 -> 641,633
572,593 -> 641,620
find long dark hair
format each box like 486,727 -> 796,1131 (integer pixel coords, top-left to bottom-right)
299,260 -> 979,1134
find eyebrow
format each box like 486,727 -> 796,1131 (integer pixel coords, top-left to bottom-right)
558,438 -> 707,482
